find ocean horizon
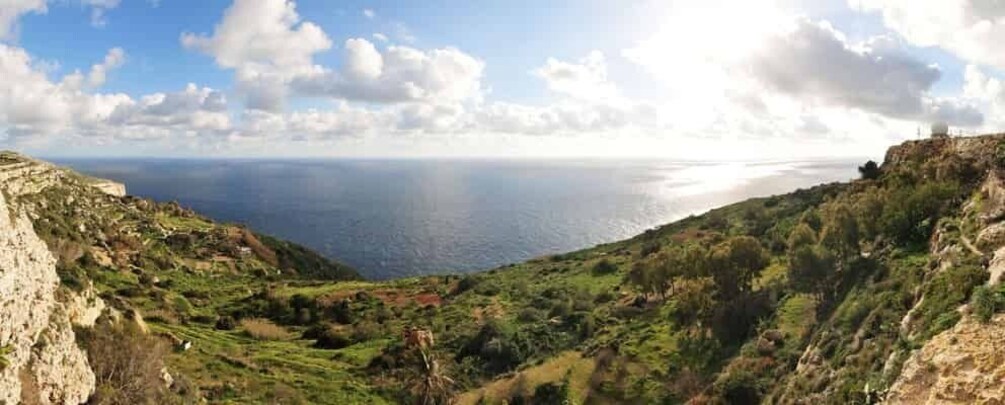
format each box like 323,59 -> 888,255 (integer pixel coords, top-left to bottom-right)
54,157 -> 863,279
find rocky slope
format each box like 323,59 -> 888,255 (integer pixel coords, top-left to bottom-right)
0,153 -> 114,404
886,314 -> 1005,404
5,134 -> 1005,403
881,138 -> 1005,404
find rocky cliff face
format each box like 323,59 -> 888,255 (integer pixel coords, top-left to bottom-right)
0,154 -> 113,404
883,160 -> 1005,404
885,314 -> 1005,404
882,134 -> 1005,170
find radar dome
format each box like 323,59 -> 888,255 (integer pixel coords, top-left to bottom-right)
931,122 -> 949,137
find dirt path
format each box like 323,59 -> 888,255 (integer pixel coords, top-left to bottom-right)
961,235 -> 983,257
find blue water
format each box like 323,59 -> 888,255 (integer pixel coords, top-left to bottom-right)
53,158 -> 859,279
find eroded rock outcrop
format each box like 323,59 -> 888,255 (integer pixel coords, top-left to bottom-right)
884,163 -> 1005,404
885,314 -> 1005,404
0,154 -> 106,404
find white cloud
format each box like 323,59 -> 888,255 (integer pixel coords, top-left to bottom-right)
747,20 -> 980,125
0,42 -> 231,144
372,32 -> 388,42
294,38 -> 485,104
362,8 -> 375,19
86,47 -> 124,88
0,0 -> 47,39
625,2 -> 982,129
344,38 -> 382,79
81,0 -> 120,27
533,51 -> 620,101
181,0 -> 331,111
106,83 -> 231,135
0,43 -> 125,137
850,0 -> 1005,70
960,64 -> 1005,130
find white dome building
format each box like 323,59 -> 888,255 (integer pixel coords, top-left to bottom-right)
931,122 -> 949,138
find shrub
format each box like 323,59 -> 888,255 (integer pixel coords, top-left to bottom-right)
640,241 -> 661,258
517,308 -> 542,323
313,326 -> 352,349
915,263 -> 987,338
215,316 -> 237,330
858,160 -> 881,180
591,259 -> 618,275
79,321 -> 169,404
350,321 -> 381,343
455,276 -> 481,295
593,290 -> 615,304
240,318 -> 291,341
531,379 -> 569,404
456,319 -> 528,374
971,286 -> 1004,324
996,141 -> 1005,169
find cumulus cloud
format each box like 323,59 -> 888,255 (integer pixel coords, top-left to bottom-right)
959,64 -> 1005,129
86,47 -> 124,87
0,43 -> 124,137
0,42 -> 231,143
105,83 -> 231,137
533,50 -> 620,101
181,0 -> 331,111
362,8 -> 375,19
294,38 -> 485,104
474,102 -> 643,135
850,0 -> 1005,70
0,0 -> 47,39
748,20 -> 980,125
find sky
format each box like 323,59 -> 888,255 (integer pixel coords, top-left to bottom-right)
1,0 -> 1005,159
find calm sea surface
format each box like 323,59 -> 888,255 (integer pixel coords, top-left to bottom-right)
54,158 -> 859,279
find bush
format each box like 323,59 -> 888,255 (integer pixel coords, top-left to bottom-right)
858,160 -> 881,180
79,321 -> 170,404
517,308 -> 542,323
591,259 -> 618,275
640,241 -> 661,258
311,325 -> 352,349
215,316 -> 237,330
996,141 -> 1005,169
350,321 -> 381,342
456,320 -> 528,374
915,263 -> 987,338
880,181 -> 961,244
454,276 -> 481,295
971,286 -> 1005,324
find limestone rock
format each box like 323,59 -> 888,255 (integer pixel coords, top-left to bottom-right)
0,158 -> 97,404
885,314 -> 1005,404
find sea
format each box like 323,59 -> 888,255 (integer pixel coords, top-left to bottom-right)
54,158 -> 861,279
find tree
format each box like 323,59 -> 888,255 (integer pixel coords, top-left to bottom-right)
787,245 -> 835,299
786,223 -> 817,252
670,278 -> 717,331
858,160 -> 881,180
680,244 -> 709,279
708,236 -> 769,297
820,202 -> 860,263
854,189 -> 885,242
591,259 -> 619,275
880,181 -> 961,244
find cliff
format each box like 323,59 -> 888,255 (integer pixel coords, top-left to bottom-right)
0,154 -> 104,404
4,134 -> 1005,403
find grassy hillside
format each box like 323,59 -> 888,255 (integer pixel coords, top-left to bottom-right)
17,135 -> 1005,404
